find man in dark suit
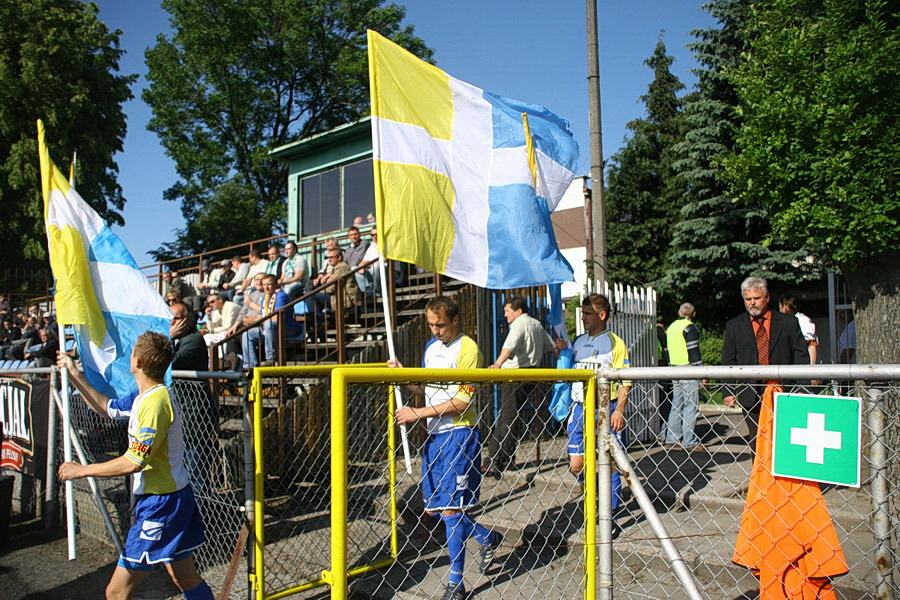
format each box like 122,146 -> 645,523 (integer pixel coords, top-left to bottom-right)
722,277 -> 808,442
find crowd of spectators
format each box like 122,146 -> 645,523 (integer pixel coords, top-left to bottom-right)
0,295 -> 60,366
154,229 -> 380,369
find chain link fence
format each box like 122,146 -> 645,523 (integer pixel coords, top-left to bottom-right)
61,371 -> 250,599
250,364 -> 897,600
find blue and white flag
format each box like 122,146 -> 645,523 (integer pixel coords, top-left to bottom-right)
38,119 -> 172,399
368,30 -> 578,289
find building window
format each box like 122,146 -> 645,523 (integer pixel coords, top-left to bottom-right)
300,158 -> 374,236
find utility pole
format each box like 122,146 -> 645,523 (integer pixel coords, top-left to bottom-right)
586,0 -> 607,288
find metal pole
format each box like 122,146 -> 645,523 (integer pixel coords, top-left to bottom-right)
586,0 -> 607,287
50,388 -> 123,554
56,323 -> 76,560
608,438 -> 705,600
865,385 -> 896,600
241,378 -> 257,600
596,376 -> 613,600
330,369 -> 349,598
44,367 -> 59,529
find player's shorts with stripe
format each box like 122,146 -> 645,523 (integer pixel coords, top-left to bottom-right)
118,485 -> 206,571
567,401 -> 625,455
421,427 -> 482,512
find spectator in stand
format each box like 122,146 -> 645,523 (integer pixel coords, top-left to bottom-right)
25,328 -> 59,367
10,308 -> 25,328
215,259 -> 236,293
195,259 -> 222,295
7,316 -> 40,360
163,270 -> 192,302
366,212 -> 375,224
28,303 -> 44,322
361,227 -> 403,296
265,243 -> 285,280
42,314 -> 57,330
0,318 -> 22,359
344,226 -> 371,268
220,257 -> 246,301
241,274 -> 297,368
201,294 -> 241,357
169,301 -> 208,371
279,241 -> 308,299
306,248 -> 360,332
308,237 -> 340,292
0,295 -> 9,317
352,216 -> 365,226
227,273 -> 266,340
235,249 -> 269,296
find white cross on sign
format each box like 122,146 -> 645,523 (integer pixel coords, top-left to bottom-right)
790,412 -> 842,464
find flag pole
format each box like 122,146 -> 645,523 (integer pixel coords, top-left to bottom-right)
377,256 -> 413,474
50,386 -> 123,553
56,318 -> 77,559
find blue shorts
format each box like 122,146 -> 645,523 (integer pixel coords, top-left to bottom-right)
118,485 -> 206,571
421,427 -> 482,512
567,401 -> 625,455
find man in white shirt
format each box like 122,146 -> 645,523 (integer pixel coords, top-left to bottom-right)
486,295 -> 555,475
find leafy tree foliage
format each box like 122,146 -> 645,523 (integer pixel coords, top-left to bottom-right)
0,0 -> 133,269
605,40 -> 686,298
144,0 -> 432,260
726,0 -> 898,269
727,0 -> 899,361
662,0 -> 817,326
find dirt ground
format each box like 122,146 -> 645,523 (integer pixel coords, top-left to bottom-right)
0,516 -> 181,600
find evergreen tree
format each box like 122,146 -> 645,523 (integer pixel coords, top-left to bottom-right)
662,0 -> 818,326
605,39 -> 686,298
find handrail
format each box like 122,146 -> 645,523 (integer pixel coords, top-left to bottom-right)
209,258 -> 378,368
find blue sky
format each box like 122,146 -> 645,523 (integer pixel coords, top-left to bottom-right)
93,0 -> 715,264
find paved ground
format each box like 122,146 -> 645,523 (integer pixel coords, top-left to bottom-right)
1,404 -> 891,599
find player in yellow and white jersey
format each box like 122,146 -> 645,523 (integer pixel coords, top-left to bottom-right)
390,296 -> 498,600
58,331 -> 213,600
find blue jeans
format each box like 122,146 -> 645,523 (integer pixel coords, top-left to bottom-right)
665,379 -> 700,447
241,320 -> 277,368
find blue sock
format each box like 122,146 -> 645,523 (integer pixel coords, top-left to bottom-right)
461,513 -> 492,546
183,580 -> 214,600
442,513 -> 467,586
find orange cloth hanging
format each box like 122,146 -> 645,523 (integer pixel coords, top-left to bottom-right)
733,385 -> 848,598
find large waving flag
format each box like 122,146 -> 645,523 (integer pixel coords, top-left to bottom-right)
38,120 -> 172,398
368,30 -> 578,289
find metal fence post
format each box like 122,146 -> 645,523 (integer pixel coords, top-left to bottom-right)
44,366 -> 59,529
865,384 -> 896,600
596,375 -> 613,600
242,377 -> 256,600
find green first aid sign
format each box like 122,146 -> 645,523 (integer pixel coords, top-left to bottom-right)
772,393 -> 861,487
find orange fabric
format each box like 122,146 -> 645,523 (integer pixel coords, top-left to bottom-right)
733,385 -> 848,598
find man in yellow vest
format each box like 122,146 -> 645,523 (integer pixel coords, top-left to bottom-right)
664,302 -> 705,450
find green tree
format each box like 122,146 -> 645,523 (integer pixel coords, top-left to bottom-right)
604,39 -> 686,301
144,0 -> 432,260
662,0 -> 817,327
0,0 -> 133,271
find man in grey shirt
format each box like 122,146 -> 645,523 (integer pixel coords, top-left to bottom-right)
486,295 -> 556,475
